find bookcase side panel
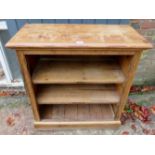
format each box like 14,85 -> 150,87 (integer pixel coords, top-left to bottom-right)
115,51 -> 142,119
16,51 -> 40,121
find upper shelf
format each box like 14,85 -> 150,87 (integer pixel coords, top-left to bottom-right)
32,60 -> 125,84
6,24 -> 152,49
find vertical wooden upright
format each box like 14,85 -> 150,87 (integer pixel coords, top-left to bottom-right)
17,52 -> 40,121
6,24 -> 152,128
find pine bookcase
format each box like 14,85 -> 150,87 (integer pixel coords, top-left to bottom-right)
6,24 -> 152,128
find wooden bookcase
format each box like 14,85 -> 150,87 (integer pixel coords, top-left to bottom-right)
6,24 -> 152,128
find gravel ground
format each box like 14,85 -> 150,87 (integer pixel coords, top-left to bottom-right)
0,92 -> 155,135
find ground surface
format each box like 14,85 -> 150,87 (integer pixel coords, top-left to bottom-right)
0,91 -> 155,135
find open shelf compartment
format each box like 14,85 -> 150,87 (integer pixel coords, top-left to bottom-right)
39,104 -> 115,122
32,56 -> 125,84
36,84 -> 120,104
27,55 -> 126,128
34,103 -> 121,128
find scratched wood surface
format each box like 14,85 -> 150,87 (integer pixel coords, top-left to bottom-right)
40,104 -> 114,121
32,60 -> 125,84
6,24 -> 152,49
37,85 -> 120,104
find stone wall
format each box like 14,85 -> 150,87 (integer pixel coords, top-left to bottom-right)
130,19 -> 155,85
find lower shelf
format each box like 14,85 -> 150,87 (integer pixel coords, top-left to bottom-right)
36,104 -> 120,128
37,85 -> 120,104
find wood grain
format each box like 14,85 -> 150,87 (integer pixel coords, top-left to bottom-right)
37,85 -> 120,104
40,104 -> 114,121
77,104 -> 90,121
34,120 -> 121,128
32,60 -> 125,84
115,52 -> 142,119
6,24 -> 152,49
23,49 -> 136,55
16,52 -> 40,121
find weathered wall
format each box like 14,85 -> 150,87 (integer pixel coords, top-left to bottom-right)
130,20 -> 155,85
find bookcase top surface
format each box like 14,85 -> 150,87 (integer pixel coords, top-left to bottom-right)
6,24 -> 152,49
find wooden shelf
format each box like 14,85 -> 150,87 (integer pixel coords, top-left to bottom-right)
32,60 -> 125,84
40,104 -> 114,122
37,85 -> 120,104
36,104 -> 120,128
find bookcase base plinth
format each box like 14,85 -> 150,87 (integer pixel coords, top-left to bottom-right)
34,120 -> 121,128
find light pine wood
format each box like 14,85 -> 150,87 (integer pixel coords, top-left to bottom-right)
34,121 -> 121,128
113,56 -> 131,115
16,52 -> 40,121
6,24 -> 152,128
77,104 -> 90,121
115,52 -> 142,119
36,104 -> 118,128
64,105 -> 78,121
32,60 -> 125,84
6,24 -> 152,49
40,104 -> 114,121
37,85 -> 120,104
23,49 -> 135,55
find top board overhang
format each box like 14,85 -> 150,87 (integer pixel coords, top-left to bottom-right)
6,24 -> 153,50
